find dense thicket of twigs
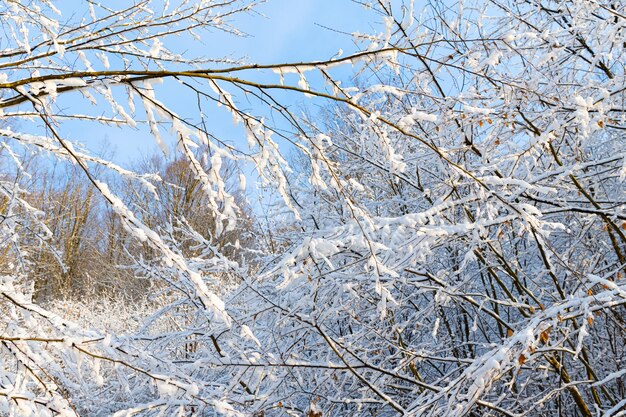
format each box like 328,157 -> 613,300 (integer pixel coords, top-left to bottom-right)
0,0 -> 625,416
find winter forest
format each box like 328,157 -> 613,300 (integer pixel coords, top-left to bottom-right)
0,0 -> 625,416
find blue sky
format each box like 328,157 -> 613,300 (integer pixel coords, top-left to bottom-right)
221,0 -> 373,62
73,0 -> 378,164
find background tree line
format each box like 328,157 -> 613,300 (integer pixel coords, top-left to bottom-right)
0,146 -> 254,303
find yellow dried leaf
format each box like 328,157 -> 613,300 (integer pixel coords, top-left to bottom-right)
507,328 -> 514,337
518,354 -> 527,365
